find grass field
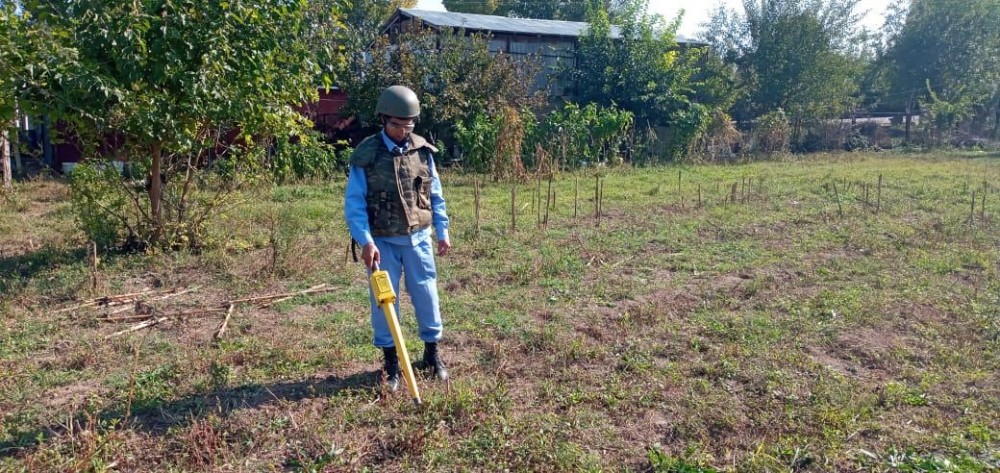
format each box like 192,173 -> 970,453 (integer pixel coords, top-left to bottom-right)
1,151 -> 999,472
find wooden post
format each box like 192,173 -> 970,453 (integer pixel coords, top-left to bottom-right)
833,182 -> 844,218
981,181 -> 987,221
597,177 -> 604,227
510,185 -> 517,233
595,175 -> 600,220
730,182 -> 738,205
876,174 -> 883,215
677,170 -> 681,194
474,179 -> 481,237
970,191 -> 977,224
574,175 -> 579,219
536,175 -> 542,226
544,175 -> 552,227
697,183 -> 702,208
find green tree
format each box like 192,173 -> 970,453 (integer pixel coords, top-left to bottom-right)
569,0 -> 708,160
879,0 -> 1000,140
442,0 -> 499,15
21,0 -> 340,247
342,25 -> 543,150
343,0 -> 416,53
704,0 -> 864,123
1,1 -> 78,188
444,0 -> 627,22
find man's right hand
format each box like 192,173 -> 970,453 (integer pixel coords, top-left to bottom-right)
362,242 -> 380,269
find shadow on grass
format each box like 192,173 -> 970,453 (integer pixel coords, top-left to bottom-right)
0,370 -> 380,458
0,245 -> 89,296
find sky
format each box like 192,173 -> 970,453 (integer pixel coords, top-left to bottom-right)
413,0 -> 896,38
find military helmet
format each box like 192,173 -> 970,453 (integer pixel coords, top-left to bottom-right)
375,85 -> 420,118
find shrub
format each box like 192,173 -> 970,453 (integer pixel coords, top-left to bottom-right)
69,163 -> 138,249
753,109 -> 791,155
269,131 -> 347,184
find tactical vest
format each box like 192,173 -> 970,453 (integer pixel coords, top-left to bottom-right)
350,133 -> 439,237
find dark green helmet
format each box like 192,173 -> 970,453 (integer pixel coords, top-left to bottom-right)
376,85 -> 420,118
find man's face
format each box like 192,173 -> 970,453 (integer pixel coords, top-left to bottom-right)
384,116 -> 416,143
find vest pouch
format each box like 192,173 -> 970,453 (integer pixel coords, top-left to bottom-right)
414,176 -> 432,210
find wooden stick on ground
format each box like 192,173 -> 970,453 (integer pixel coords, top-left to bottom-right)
104,287 -> 199,316
50,289 -> 163,315
106,317 -> 170,339
214,304 -> 236,341
227,284 -> 331,305
258,284 -> 329,308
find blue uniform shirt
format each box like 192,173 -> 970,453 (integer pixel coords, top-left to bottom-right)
345,130 -> 450,247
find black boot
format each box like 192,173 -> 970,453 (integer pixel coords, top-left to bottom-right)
382,347 -> 400,392
423,342 -> 448,381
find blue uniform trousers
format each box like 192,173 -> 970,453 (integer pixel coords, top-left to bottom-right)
369,235 -> 443,348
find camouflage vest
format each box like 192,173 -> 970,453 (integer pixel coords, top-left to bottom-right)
350,132 -> 439,237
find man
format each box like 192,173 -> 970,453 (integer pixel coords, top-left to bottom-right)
344,85 -> 451,391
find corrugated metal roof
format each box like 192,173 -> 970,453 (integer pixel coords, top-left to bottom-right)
391,9 -> 702,45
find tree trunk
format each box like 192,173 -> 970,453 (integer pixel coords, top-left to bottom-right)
149,142 -> 164,244
994,97 -> 999,139
12,112 -> 22,176
12,125 -> 21,176
2,127 -> 11,190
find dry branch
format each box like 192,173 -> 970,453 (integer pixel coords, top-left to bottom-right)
106,317 -> 170,339
49,288 -> 160,315
227,283 -> 331,305
258,284 -> 329,308
214,304 -> 236,340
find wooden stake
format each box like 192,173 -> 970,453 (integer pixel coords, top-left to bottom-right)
970,191 -> 977,224
697,183 -> 702,208
595,176 -> 600,219
677,171 -> 681,194
981,188 -> 986,221
543,174 -> 553,227
510,185 -> 517,233
574,176 -> 579,219
877,174 -> 883,214
474,179 -> 481,237
833,182 -> 844,218
536,175 -> 542,225
214,304 -> 236,340
597,177 -> 604,227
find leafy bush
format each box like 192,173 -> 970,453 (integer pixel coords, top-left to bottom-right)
753,109 -> 791,154
269,131 -> 348,184
69,162 -> 141,249
692,108 -> 742,162
453,112 -> 501,173
536,102 -> 633,168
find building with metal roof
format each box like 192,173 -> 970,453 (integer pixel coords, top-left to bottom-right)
380,9 -> 704,45
379,8 -> 706,97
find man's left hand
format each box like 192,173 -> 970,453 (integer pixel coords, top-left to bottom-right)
437,238 -> 451,257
